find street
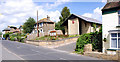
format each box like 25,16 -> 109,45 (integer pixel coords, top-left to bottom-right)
1,40 -> 117,62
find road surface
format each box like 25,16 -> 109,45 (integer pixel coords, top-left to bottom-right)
55,42 -> 76,52
2,40 -> 116,62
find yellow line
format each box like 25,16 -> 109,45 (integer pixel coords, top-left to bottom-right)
2,46 -> 24,60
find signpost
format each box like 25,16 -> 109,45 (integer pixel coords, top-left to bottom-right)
49,31 -> 57,40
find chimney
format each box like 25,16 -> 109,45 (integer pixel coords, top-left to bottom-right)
47,15 -> 50,20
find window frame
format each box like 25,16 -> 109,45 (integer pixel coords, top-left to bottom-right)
110,32 -> 120,49
118,10 -> 120,25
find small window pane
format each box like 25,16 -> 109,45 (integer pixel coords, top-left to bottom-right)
118,10 -> 120,14
119,38 -> 120,48
111,38 -> 117,48
119,16 -> 120,24
118,33 -> 120,37
111,33 -> 117,37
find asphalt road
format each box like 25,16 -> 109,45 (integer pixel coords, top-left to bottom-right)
1,40 -> 116,62
55,42 -> 76,52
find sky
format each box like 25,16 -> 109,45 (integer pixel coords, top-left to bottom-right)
0,0 -> 107,31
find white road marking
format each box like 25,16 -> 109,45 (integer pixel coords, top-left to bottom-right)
59,58 -> 66,60
2,46 -> 24,60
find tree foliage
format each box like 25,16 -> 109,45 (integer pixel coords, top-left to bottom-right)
0,32 -> 2,35
55,6 -> 71,33
23,17 -> 36,33
59,6 -> 71,23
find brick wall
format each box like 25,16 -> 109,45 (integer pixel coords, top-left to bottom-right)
84,52 -> 118,60
26,37 -> 79,48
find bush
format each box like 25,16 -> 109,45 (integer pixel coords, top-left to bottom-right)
75,31 -> 102,53
3,32 -> 13,39
10,36 -> 15,41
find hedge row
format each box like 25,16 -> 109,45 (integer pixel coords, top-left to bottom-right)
75,31 -> 102,53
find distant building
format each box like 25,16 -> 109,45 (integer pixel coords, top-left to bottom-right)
3,26 -> 20,34
102,1 -> 120,54
19,25 -> 23,34
32,15 -> 55,35
62,14 -> 102,35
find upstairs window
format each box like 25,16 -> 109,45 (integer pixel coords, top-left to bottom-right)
118,10 -> 120,24
118,10 -> 120,14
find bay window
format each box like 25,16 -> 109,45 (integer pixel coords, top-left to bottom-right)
110,33 -> 120,49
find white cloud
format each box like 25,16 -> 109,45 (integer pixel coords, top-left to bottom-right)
0,0 -> 64,31
10,18 -> 18,23
102,0 -> 107,3
82,7 -> 102,22
82,13 -> 92,18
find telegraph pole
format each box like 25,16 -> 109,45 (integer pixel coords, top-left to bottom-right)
37,10 -> 39,37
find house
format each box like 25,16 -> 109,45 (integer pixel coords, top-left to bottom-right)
62,14 -> 102,35
3,26 -> 20,34
102,1 -> 120,54
19,25 -> 23,34
32,15 -> 55,35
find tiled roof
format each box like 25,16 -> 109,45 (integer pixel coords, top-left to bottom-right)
3,28 -> 11,31
37,18 -> 54,23
74,14 -> 102,24
62,14 -> 102,26
102,1 -> 120,10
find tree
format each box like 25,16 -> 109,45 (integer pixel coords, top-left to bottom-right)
55,6 -> 71,34
59,6 -> 71,23
23,17 -> 36,33
93,23 -> 97,32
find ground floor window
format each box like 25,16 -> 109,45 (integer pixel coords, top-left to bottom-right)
111,33 -> 120,49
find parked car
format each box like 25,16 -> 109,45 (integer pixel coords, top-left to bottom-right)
2,38 -> 5,40
8,37 -> 10,40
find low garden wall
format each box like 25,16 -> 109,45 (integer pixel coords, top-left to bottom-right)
25,37 -> 79,48
84,51 -> 120,61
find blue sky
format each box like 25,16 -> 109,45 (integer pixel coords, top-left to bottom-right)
0,0 -> 106,31
35,2 -> 105,15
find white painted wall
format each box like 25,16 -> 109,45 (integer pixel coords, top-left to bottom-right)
68,18 -> 79,35
102,12 -> 119,53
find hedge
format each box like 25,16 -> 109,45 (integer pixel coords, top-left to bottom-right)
75,31 -> 102,53
3,32 -> 13,40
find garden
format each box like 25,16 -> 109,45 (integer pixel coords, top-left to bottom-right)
3,32 -> 27,43
35,35 -> 80,41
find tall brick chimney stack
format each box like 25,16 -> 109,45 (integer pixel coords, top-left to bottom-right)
107,0 -> 120,3
47,15 -> 50,20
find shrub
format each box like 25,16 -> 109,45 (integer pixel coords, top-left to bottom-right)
75,31 -> 102,53
3,32 -> 13,39
10,36 -> 15,41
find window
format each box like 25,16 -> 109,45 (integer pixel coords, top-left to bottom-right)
110,33 -> 120,49
118,10 -> 120,14
118,10 -> 120,24
119,16 -> 120,24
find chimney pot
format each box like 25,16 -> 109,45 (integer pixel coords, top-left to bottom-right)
47,15 -> 50,20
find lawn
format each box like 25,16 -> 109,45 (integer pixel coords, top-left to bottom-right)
35,35 -> 80,41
